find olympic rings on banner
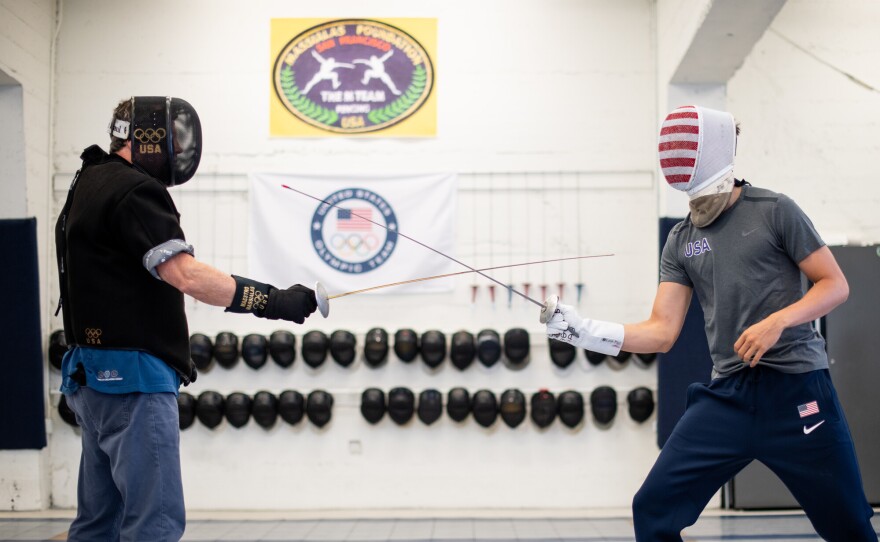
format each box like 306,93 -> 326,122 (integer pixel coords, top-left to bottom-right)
133,128 -> 166,144
330,233 -> 380,257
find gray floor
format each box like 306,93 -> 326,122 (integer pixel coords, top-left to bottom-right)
1,514 -> 879,542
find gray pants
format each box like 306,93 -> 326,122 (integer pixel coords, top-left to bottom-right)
66,387 -> 185,542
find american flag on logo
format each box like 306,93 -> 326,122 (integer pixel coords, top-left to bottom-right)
797,400 -> 820,418
336,208 -> 372,231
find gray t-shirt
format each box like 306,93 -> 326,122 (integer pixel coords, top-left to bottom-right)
660,185 -> 828,377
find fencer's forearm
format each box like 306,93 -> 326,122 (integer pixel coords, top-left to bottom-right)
622,320 -> 681,354
766,275 -> 849,330
157,253 -> 235,307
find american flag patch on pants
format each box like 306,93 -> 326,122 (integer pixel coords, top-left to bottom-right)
798,400 -> 820,418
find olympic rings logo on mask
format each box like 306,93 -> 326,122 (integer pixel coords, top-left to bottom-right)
330,233 -> 379,256
133,128 -> 167,144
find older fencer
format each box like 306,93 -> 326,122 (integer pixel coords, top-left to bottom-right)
55,97 -> 319,541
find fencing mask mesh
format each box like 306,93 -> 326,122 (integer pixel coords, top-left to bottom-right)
659,105 -> 736,227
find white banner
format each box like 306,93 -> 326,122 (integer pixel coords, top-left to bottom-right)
248,173 -> 457,296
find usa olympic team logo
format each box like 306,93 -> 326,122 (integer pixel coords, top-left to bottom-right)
311,188 -> 398,274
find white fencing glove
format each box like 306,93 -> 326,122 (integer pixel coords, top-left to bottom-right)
545,302 -> 624,356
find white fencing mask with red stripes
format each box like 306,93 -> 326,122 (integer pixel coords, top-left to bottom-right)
659,105 -> 736,227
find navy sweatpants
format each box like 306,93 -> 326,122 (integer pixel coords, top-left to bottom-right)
633,367 -> 876,541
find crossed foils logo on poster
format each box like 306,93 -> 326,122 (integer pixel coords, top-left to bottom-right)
271,18 -> 436,136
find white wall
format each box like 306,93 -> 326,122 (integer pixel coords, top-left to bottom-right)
728,0 -> 880,245
0,0 -> 55,511
47,0 -> 660,511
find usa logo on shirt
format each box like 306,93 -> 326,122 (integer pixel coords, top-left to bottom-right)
684,237 -> 711,258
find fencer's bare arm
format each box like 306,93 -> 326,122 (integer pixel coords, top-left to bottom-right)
156,252 -> 235,307
735,246 -> 848,366
623,281 -> 692,354
780,245 -> 848,325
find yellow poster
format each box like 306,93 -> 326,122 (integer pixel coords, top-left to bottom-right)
270,18 -> 437,137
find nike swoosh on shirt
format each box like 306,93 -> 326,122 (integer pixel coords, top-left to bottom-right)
803,420 -> 825,434
742,228 -> 760,237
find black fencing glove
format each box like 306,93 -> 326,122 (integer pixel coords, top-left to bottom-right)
226,275 -> 317,324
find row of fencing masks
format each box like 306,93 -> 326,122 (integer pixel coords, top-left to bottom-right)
178,387 -> 654,431
191,331 -> 297,371
188,328 -> 547,371
660,105 -> 737,228
186,390 -> 332,429
364,387 -> 444,426
585,349 -> 657,368
111,97 -> 202,187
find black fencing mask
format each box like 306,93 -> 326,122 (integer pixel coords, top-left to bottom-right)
557,390 -> 585,428
446,387 -> 471,422
301,330 -> 329,368
605,350 -> 631,371
306,390 -> 333,427
278,390 -> 305,425
450,330 -> 475,370
196,391 -> 225,429
585,349 -> 606,366
361,388 -> 386,424
420,330 -> 446,368
549,338 -> 576,369
476,329 -> 501,367
118,96 -> 202,186
189,333 -> 214,371
633,352 -> 657,369
58,395 -> 78,427
388,387 -> 415,425
503,328 -> 530,368
530,390 -> 557,428
268,330 -> 296,368
417,389 -> 443,425
213,331 -> 239,369
471,389 -> 498,428
241,333 -> 268,370
591,386 -> 618,425
394,328 -> 419,362
252,391 -> 278,429
178,392 -> 196,430
224,392 -> 252,428
627,387 -> 655,423
499,388 -> 526,428
48,329 -> 67,370
363,327 -> 389,367
329,330 -> 357,367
